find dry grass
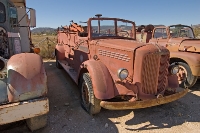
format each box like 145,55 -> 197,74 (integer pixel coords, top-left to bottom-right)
32,35 -> 57,59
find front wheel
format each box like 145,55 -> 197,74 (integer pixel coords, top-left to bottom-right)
176,62 -> 198,88
80,73 -> 101,115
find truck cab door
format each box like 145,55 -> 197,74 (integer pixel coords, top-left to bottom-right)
149,28 -> 169,47
73,35 -> 89,72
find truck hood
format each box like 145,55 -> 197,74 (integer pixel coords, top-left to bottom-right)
177,39 -> 200,52
95,39 -> 156,52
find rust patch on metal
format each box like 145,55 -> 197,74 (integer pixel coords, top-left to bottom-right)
7,53 -> 47,102
0,98 -> 49,125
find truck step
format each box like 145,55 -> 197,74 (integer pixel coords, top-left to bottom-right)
59,60 -> 77,82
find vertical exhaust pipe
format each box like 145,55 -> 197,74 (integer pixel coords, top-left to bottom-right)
95,14 -> 102,34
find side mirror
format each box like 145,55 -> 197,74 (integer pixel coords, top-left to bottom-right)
30,8 -> 36,27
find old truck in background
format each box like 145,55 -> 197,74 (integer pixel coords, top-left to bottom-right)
55,14 -> 188,115
0,0 -> 49,131
136,24 -> 200,88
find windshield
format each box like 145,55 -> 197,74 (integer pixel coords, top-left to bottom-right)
0,2 -> 6,23
91,19 -> 134,39
169,25 -> 194,38
9,4 -> 18,26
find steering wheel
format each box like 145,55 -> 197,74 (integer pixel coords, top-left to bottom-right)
118,31 -> 129,37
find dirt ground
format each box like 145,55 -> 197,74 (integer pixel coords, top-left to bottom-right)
1,60 -> 200,133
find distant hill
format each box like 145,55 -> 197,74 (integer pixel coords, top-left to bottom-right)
31,27 -> 56,34
192,24 -> 200,28
31,24 -> 200,34
32,24 -> 200,35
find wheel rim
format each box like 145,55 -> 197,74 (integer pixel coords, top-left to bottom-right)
81,81 -> 90,107
177,65 -> 187,84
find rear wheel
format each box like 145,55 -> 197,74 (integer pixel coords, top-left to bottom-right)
176,62 -> 198,88
55,50 -> 62,69
80,73 -> 101,115
26,114 -> 47,131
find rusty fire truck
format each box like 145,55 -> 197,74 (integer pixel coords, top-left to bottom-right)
55,14 -> 188,115
0,0 -> 49,131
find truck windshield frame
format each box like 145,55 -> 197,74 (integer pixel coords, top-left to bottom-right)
9,3 -> 18,27
0,2 -> 6,23
169,25 -> 195,39
88,18 -> 135,40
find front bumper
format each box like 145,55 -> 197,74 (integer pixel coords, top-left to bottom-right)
0,97 -> 49,125
100,88 -> 188,110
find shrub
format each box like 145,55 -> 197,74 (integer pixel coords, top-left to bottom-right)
32,35 -> 57,59
193,27 -> 200,38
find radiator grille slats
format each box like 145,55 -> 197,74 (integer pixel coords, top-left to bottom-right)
142,52 -> 169,95
157,54 -> 169,93
142,54 -> 160,94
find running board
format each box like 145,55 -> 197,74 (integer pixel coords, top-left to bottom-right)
58,60 -> 78,83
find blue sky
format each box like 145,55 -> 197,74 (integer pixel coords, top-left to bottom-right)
26,0 -> 200,28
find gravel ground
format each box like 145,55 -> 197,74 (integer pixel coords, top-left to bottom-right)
1,60 -> 200,133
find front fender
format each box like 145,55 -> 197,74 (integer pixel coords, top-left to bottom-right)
82,60 -> 115,99
7,53 -> 47,102
170,51 -> 200,76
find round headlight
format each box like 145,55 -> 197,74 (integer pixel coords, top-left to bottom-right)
169,65 -> 179,75
117,68 -> 129,80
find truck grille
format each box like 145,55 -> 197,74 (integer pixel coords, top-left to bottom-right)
141,53 -> 169,94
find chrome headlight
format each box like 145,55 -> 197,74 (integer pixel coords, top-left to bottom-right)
169,65 -> 179,75
117,68 -> 129,80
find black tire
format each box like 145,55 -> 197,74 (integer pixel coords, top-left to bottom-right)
55,50 -> 63,69
177,62 -> 198,88
80,73 -> 101,115
26,114 -> 47,131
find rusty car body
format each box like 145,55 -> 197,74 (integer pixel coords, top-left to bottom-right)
136,24 -> 200,88
0,0 -> 49,131
55,14 -> 188,115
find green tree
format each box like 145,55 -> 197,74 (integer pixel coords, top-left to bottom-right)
193,27 -> 200,38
